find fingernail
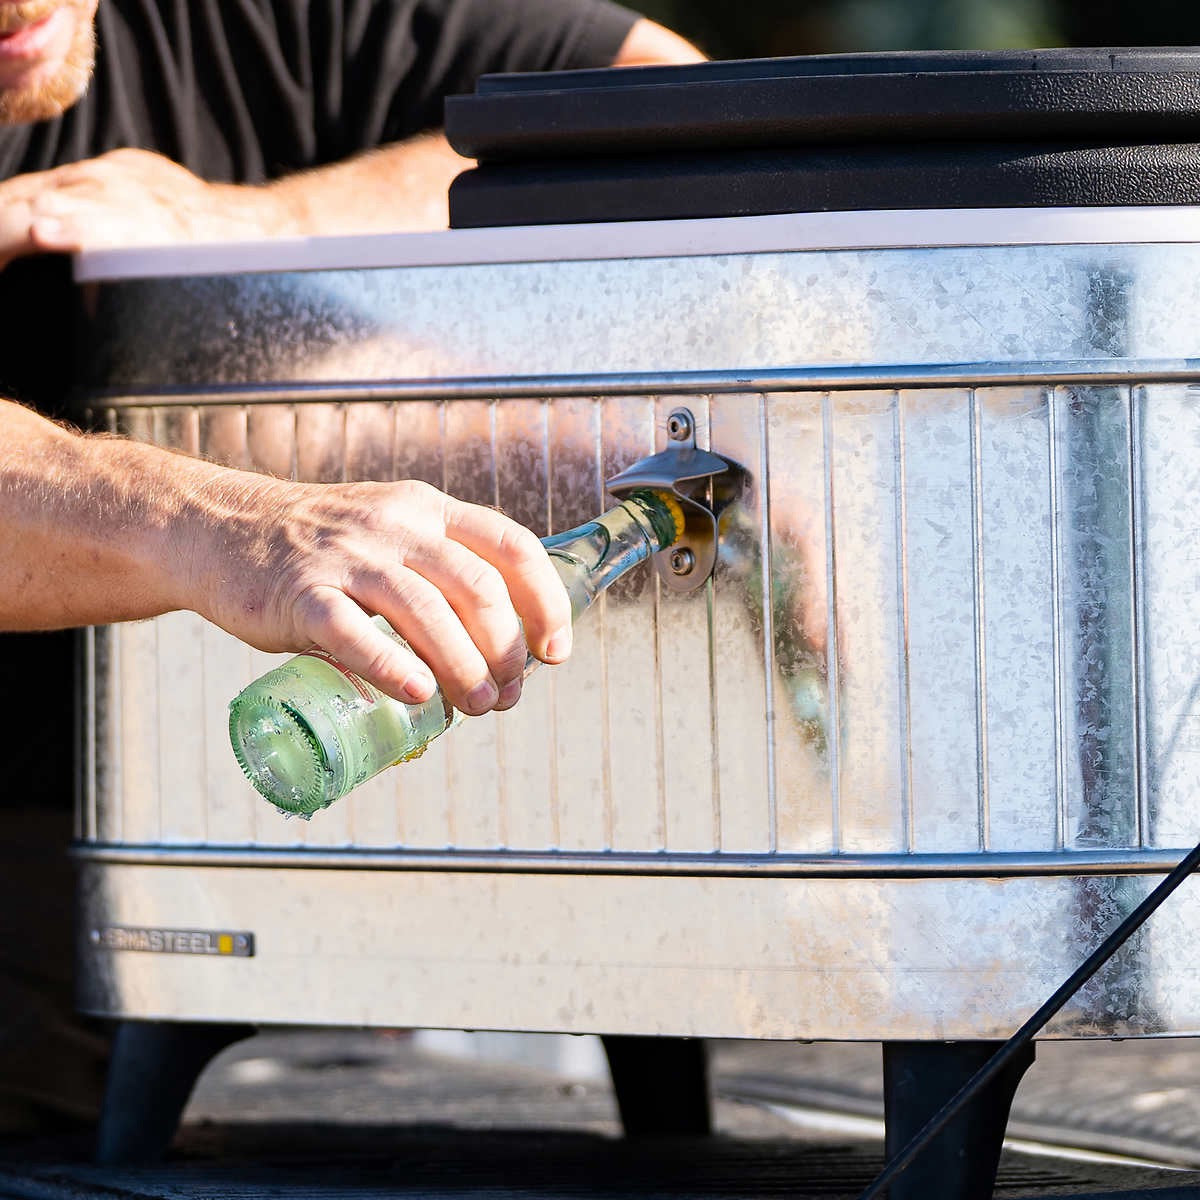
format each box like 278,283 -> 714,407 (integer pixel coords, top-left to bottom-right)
34,217 -> 62,238
401,669 -> 436,704
545,627 -> 572,662
496,679 -> 522,710
464,678 -> 499,714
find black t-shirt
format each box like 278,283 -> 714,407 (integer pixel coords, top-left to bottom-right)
0,0 -> 639,182
0,0 -> 639,811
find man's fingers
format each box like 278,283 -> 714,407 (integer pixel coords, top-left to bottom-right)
216,481 -> 575,720
0,169 -> 113,261
397,535 -> 530,685
353,563 -> 511,716
30,215 -> 85,252
442,500 -> 573,664
0,162 -> 100,209
1,151 -> 257,263
0,170 -> 58,201
0,205 -> 36,267
292,583 -> 436,705
30,204 -> 170,252
30,197 -> 138,251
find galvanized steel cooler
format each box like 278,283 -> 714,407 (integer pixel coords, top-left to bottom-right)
70,47 -> 1200,1181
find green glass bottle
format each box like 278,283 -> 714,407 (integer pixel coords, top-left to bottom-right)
229,489 -> 685,818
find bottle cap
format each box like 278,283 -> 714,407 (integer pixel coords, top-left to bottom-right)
648,489 -> 686,542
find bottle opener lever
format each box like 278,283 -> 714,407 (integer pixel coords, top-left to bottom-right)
605,406 -> 744,594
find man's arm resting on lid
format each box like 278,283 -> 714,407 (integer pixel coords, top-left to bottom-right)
0,399 -> 572,716
0,18 -> 704,261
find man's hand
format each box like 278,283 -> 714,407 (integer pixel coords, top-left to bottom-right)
0,399 -> 572,716
187,474 -> 572,716
0,133 -> 477,265
0,148 -> 286,268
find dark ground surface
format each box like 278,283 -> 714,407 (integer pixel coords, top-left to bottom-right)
5,1032 -> 1200,1198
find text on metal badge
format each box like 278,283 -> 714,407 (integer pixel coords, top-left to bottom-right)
90,926 -> 255,957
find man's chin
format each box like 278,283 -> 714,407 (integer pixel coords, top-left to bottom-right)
0,24 -> 94,125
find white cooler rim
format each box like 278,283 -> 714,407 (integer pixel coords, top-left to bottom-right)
73,205 -> 1200,282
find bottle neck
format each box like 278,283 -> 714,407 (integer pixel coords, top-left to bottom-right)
540,489 -> 683,621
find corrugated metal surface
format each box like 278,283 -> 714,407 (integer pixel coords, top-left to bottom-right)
81,382 -> 1200,859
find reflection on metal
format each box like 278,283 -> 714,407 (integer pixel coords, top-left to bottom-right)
74,244 -> 1200,388
73,229 -> 1200,1038
74,861 -> 1200,1039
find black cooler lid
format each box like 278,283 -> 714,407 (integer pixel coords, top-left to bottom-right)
445,48 -> 1200,227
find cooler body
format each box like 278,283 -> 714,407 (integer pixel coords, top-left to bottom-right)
73,212 -> 1200,1039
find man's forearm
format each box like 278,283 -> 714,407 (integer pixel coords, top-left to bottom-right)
258,133 -> 468,236
0,399 -> 240,628
0,400 -> 573,715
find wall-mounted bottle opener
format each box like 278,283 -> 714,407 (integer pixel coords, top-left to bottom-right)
605,406 -> 743,595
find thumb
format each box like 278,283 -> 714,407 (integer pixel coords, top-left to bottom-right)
30,215 -> 85,252
0,207 -> 39,268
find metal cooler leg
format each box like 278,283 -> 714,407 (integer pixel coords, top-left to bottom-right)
881,1040 -> 1035,1200
601,1035 -> 712,1136
95,1020 -> 256,1164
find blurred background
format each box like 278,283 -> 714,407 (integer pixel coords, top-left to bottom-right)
633,0 -> 1197,60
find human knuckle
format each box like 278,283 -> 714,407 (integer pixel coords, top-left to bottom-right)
387,479 -> 441,521
291,585 -> 338,631
461,559 -> 510,606
399,478 -> 439,503
357,483 -> 425,536
493,519 -> 539,559
397,585 -> 450,632
359,644 -> 402,686
353,498 -> 396,537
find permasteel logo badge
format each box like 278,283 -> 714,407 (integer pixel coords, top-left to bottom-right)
90,926 -> 255,957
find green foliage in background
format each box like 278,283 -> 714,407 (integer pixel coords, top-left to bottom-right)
634,0 -> 1200,57
634,0 -> 1058,56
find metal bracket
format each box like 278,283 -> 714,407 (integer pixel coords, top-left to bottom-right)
605,407 -> 743,594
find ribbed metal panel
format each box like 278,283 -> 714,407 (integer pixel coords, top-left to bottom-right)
83,380 -> 1189,862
